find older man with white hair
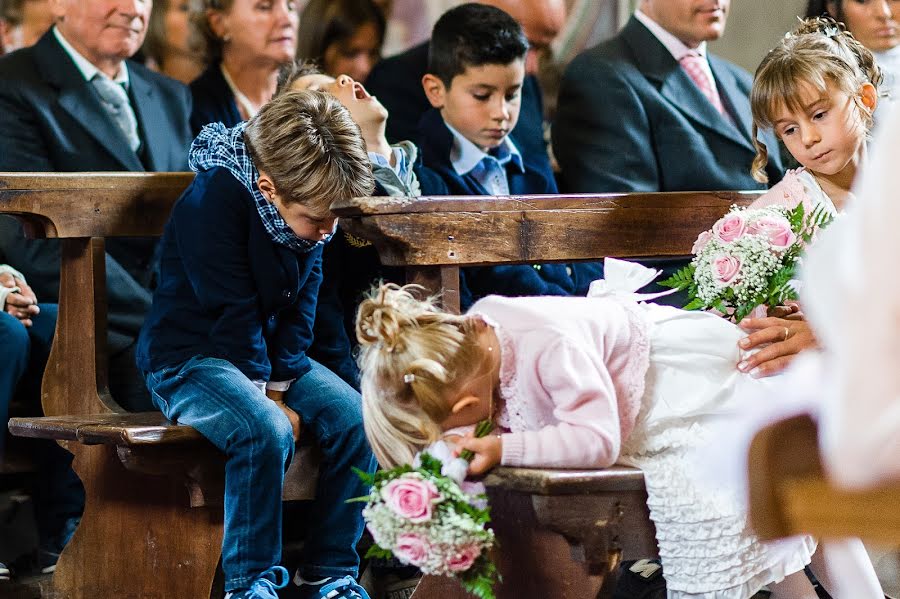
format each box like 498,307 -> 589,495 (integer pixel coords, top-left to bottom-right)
0,0 -> 192,578
365,0 -> 566,163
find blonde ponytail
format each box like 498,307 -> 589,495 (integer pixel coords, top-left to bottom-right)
356,284 -> 488,467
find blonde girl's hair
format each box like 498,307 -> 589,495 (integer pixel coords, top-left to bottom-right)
750,16 -> 883,183
356,284 -> 489,468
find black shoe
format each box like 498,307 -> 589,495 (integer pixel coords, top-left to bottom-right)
37,548 -> 59,574
0,561 -> 11,581
613,559 -> 666,599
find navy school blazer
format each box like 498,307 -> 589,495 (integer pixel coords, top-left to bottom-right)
417,108 -> 604,310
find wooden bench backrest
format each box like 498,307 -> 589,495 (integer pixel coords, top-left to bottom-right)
0,177 -> 763,417
0,173 -> 194,417
332,191 -> 763,311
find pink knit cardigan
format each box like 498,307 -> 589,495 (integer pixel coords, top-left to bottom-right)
470,294 -> 650,468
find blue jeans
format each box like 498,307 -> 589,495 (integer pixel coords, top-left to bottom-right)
144,356 -> 376,591
0,305 -> 56,456
0,305 -> 85,550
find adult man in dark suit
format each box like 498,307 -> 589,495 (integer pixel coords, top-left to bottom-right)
0,0 -> 192,409
0,0 -> 192,577
365,0 -> 566,164
553,0 -> 782,193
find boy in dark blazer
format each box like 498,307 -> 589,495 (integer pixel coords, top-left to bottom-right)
418,3 -> 602,310
137,91 -> 377,599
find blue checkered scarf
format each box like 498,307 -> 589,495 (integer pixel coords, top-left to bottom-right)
189,122 -> 327,254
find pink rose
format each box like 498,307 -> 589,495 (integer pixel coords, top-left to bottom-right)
381,474 -> 441,523
691,230 -> 712,254
447,542 -> 482,573
394,533 -> 430,567
748,215 -> 796,248
713,213 -> 746,243
713,254 -> 741,285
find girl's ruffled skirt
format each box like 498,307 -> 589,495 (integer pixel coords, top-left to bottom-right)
619,303 -> 816,598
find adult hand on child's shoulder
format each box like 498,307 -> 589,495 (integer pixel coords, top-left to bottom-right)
737,316 -> 818,378
456,434 -> 502,476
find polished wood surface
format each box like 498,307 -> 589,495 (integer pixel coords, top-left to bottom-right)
335,191 -> 760,267
749,414 -> 900,546
0,172 -> 192,239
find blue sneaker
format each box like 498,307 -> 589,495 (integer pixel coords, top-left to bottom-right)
293,573 -> 371,599
0,561 -> 11,581
225,566 -> 289,599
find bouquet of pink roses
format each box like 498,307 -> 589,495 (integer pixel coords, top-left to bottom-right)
660,203 -> 832,322
353,421 -> 498,599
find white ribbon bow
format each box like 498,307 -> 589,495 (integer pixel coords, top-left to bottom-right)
587,258 -> 680,302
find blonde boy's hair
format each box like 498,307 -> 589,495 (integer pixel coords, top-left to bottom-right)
356,284 -> 489,468
751,17 -> 882,183
243,90 -> 374,217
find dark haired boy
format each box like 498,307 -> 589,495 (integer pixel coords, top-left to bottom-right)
419,3 -> 601,308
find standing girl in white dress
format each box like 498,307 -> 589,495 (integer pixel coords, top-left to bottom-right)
737,16 -> 881,378
354,269 -> 874,598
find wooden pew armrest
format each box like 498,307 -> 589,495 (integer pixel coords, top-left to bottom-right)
748,414 -> 900,545
484,465 -> 646,495
8,414 -> 319,505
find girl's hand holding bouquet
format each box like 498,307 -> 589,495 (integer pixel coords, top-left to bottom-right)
352,421 -> 499,599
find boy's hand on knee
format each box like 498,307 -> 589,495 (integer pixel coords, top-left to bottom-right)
277,402 -> 302,442
266,389 -> 302,442
456,435 -> 502,476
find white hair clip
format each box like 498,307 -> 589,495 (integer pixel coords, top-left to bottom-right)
403,373 -> 416,384
823,25 -> 840,38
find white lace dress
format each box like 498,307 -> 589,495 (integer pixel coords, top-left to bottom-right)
498,259 -> 818,599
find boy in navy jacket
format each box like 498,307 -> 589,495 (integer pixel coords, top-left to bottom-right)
418,3 -> 602,309
136,91 -> 377,599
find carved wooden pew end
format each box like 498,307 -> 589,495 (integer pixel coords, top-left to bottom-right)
1,173 -> 321,599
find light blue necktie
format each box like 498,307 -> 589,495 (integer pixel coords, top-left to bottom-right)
91,74 -> 140,152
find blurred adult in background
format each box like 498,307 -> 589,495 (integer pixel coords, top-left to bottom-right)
807,0 -> 900,116
366,0 -> 565,165
189,0 -> 298,134
553,0 -> 781,194
142,0 -> 204,84
296,0 -> 385,83
0,0 -> 192,574
0,0 -> 53,54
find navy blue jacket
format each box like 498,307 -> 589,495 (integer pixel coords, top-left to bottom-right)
310,160 -> 450,388
189,63 -> 242,135
418,108 -> 603,309
365,41 -> 550,170
137,167 -> 322,382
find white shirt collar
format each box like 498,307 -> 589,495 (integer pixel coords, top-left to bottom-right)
53,26 -> 130,88
634,9 -> 707,62
445,121 -> 523,176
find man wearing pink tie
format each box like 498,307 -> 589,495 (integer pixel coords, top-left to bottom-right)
553,0 -> 783,194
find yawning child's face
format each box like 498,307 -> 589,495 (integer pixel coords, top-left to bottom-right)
291,73 -> 388,131
431,60 -> 525,152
